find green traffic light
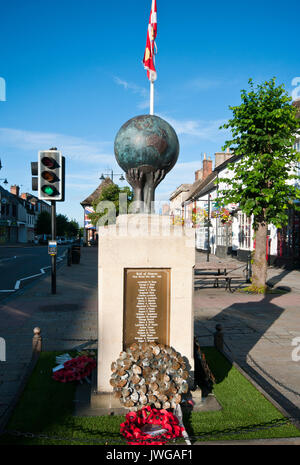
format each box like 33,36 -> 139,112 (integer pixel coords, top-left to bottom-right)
42,185 -> 55,196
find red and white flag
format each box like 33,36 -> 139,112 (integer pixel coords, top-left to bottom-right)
142,0 -> 157,82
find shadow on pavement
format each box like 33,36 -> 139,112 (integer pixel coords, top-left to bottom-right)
196,268 -> 300,422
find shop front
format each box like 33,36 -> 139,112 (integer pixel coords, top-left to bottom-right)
9,221 -> 18,243
0,220 -> 9,243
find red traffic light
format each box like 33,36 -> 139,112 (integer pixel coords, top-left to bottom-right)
41,156 -> 56,169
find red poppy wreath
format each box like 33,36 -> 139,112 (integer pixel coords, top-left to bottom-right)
120,405 -> 184,445
52,355 -> 96,383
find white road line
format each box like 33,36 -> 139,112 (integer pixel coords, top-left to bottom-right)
0,256 -> 17,263
0,254 -> 66,293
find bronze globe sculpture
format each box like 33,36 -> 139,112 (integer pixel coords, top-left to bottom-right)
114,115 -> 179,212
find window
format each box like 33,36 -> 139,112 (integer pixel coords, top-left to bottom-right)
217,218 -> 226,246
293,140 -> 300,152
216,217 -> 232,247
12,205 -> 17,217
238,212 -> 252,249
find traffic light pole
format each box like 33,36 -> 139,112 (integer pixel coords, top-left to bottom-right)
51,200 -> 56,294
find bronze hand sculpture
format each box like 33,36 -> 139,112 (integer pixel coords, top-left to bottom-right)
126,166 -> 166,213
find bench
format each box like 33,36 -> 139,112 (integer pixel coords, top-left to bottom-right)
194,275 -> 243,293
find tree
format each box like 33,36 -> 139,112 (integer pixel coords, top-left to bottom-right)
36,211 -> 51,235
218,78 -> 300,292
36,211 -> 79,239
56,214 -> 69,237
66,219 -> 79,238
88,184 -> 133,226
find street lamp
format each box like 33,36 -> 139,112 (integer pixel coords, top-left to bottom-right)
99,169 -> 125,183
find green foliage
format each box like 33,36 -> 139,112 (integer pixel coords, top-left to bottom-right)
56,214 -> 69,237
240,285 -> 288,295
36,211 -> 51,235
88,184 -> 134,226
218,78 -> 300,229
66,218 -> 79,237
242,285 -> 267,294
36,211 -> 79,238
56,214 -> 79,237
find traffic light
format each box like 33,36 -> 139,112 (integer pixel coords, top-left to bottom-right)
31,162 -> 38,191
38,149 -> 65,201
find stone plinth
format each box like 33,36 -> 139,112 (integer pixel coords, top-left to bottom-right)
97,214 -> 195,393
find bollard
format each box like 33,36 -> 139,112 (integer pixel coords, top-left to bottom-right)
67,247 -> 72,266
246,252 -> 252,283
32,327 -> 42,358
214,324 -> 224,352
71,244 -> 81,264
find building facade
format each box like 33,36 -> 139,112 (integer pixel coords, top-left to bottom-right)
80,177 -> 114,245
178,143 -> 300,267
0,184 -> 51,244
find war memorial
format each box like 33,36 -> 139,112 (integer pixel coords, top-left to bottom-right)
93,114 -> 199,415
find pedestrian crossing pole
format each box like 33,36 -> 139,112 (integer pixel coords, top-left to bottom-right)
51,200 -> 56,294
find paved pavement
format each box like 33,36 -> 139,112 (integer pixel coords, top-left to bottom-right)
0,246 -> 300,443
0,246 -> 98,425
194,251 -> 300,421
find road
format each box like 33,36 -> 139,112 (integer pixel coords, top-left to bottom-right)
0,245 -> 68,300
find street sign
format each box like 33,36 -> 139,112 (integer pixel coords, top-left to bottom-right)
48,240 -> 57,256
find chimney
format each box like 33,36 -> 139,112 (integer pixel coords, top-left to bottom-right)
20,193 -> 28,200
10,185 -> 20,197
214,148 -> 233,168
162,203 -> 170,215
195,169 -> 203,181
202,157 -> 213,180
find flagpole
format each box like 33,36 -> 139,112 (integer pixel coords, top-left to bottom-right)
150,80 -> 154,115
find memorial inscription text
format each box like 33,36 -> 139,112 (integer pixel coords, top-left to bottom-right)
124,268 -> 170,348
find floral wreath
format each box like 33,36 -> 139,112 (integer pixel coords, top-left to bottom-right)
52,355 -> 96,383
120,405 -> 184,445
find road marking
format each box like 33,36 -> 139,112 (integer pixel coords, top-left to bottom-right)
0,256 -> 17,263
0,254 -> 65,293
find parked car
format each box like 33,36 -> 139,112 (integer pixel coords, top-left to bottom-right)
38,238 -> 48,245
57,237 -> 68,245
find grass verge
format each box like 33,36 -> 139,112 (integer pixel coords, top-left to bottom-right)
0,348 -> 299,445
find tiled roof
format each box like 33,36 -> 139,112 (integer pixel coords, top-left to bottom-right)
169,183 -> 192,200
184,171 -> 217,202
80,177 -> 114,207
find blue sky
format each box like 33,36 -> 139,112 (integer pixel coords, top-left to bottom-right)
0,0 -> 299,225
